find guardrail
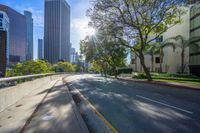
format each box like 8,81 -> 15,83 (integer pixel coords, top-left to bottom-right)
0,73 -> 57,89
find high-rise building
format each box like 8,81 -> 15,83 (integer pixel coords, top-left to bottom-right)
24,11 -> 33,60
38,39 -> 44,59
188,0 -> 199,4
70,47 -> 76,64
0,4 -> 26,65
190,3 -> 200,76
0,31 -> 7,77
44,0 -> 70,64
0,11 -> 9,66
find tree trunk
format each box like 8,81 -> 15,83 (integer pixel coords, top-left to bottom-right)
139,53 -> 152,81
181,49 -> 185,73
151,54 -> 154,72
160,48 -> 164,73
135,55 -> 137,72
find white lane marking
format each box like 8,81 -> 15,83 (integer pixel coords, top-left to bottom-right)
136,95 -> 193,114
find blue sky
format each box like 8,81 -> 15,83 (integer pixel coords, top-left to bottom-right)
0,0 -> 91,59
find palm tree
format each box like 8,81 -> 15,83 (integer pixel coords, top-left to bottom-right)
146,43 -> 159,72
164,35 -> 200,73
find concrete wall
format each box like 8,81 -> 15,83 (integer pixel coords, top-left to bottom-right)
0,75 -> 62,112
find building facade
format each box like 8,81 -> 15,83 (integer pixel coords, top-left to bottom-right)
38,39 -> 44,59
190,3 -> 200,76
0,11 -> 9,66
0,4 -> 26,65
0,31 -> 7,77
44,0 -> 70,64
24,11 -> 33,60
131,7 -> 190,74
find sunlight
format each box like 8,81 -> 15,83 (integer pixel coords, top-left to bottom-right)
86,27 -> 96,36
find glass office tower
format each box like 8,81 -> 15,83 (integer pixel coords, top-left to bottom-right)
0,4 -> 26,65
44,0 -> 70,64
24,11 -> 33,60
38,39 -> 44,59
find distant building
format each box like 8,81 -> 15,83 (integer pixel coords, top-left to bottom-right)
0,31 -> 7,77
70,48 -> 76,63
24,11 -> 33,60
0,11 -> 9,66
0,4 -> 26,65
44,0 -> 70,64
190,3 -> 200,76
38,39 -> 44,59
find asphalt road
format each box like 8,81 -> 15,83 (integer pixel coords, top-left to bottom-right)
67,74 -> 200,133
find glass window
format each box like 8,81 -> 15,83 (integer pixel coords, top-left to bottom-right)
0,22 -> 2,27
0,14 -> 3,18
155,57 -> 160,63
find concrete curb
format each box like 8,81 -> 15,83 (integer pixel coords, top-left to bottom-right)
64,78 -> 118,133
114,77 -> 200,91
62,78 -> 90,133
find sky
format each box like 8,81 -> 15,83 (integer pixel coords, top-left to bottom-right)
0,0 -> 92,59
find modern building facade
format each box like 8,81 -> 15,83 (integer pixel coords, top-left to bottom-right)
0,31 -> 7,77
38,39 -> 44,59
131,7 -> 190,74
0,11 -> 9,66
24,11 -> 33,60
190,3 -> 200,76
0,4 -> 26,65
44,0 -> 70,64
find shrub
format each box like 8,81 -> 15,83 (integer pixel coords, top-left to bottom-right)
132,72 -> 147,79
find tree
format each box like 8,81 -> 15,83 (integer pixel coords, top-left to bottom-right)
165,35 -> 200,73
80,30 -> 127,78
146,43 -> 159,72
88,0 -> 186,81
6,60 -> 51,77
51,61 -> 76,72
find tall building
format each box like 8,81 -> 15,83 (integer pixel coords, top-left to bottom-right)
38,39 -> 44,59
0,11 -> 9,66
0,31 -> 7,77
24,11 -> 33,60
190,3 -> 200,76
44,0 -> 70,64
0,4 -> 26,65
188,0 -> 199,4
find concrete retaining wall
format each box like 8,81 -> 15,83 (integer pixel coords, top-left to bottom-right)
0,75 -> 63,112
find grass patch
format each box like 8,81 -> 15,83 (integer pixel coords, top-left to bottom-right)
132,72 -> 200,85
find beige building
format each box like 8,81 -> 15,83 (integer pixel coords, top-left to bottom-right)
131,7 -> 190,74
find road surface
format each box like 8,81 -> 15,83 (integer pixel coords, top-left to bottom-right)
67,74 -> 200,133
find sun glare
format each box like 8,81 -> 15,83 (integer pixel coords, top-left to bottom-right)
86,27 -> 96,36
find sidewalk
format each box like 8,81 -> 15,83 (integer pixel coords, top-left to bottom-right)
0,77 -> 89,133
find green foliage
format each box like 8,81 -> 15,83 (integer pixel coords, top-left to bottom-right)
88,0 -> 187,81
80,30 -> 127,76
6,60 -> 51,77
132,72 -> 147,79
51,61 -> 76,72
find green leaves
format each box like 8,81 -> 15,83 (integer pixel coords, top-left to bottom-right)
6,60 -> 51,77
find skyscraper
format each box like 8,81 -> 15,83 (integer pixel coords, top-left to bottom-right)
0,11 -> 9,67
24,11 -> 33,60
0,31 -> 7,77
0,4 -> 26,65
44,0 -> 70,64
38,39 -> 44,59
